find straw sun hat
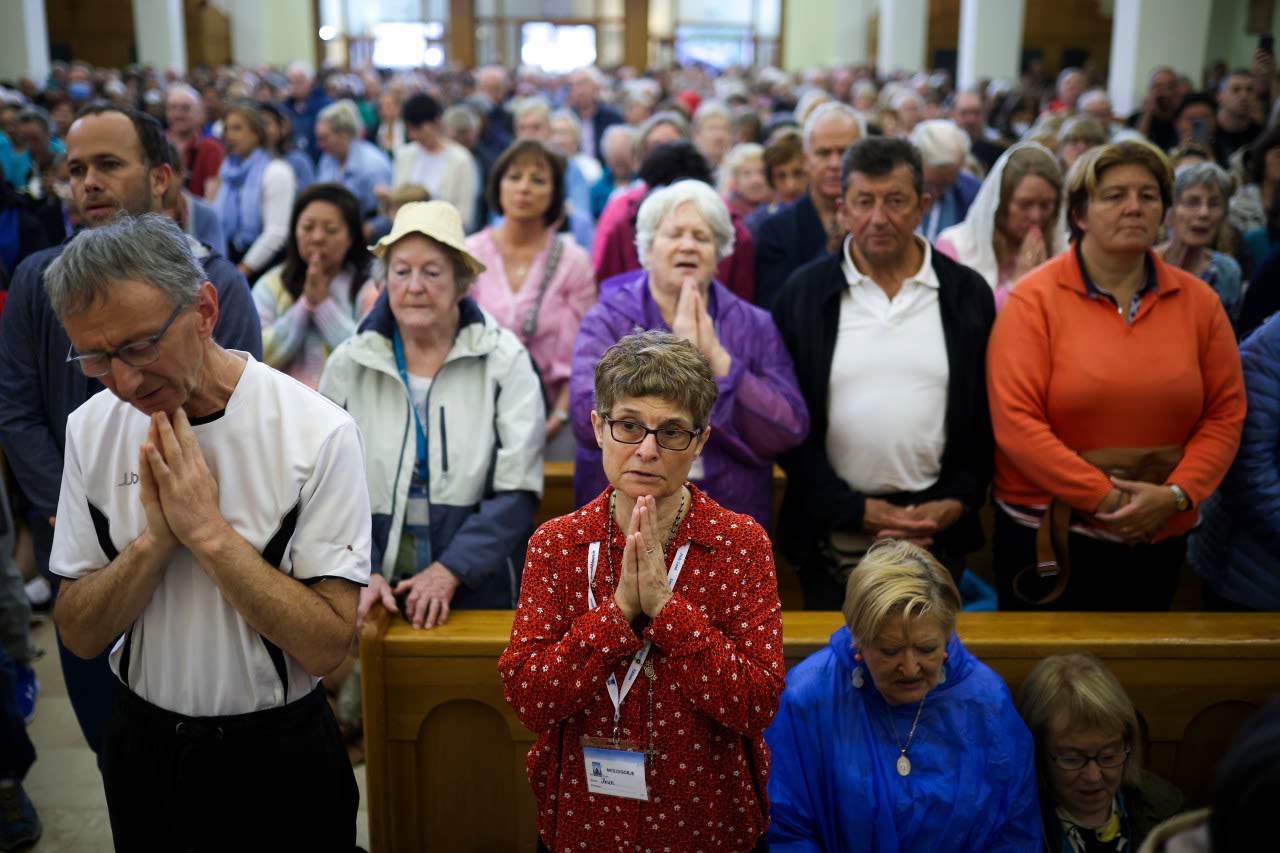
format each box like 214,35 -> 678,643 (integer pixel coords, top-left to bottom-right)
369,200 -> 486,277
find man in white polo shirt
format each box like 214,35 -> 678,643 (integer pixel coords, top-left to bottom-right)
45,214 -> 370,849
772,136 -> 996,609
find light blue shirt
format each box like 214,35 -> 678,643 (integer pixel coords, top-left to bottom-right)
315,138 -> 391,219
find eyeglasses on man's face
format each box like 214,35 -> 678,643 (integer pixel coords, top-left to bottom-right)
1048,746 -> 1130,772
66,303 -> 186,378
602,415 -> 703,452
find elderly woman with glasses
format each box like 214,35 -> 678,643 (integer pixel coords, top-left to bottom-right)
501,331 -> 784,853
1017,652 -> 1184,852
569,179 -> 807,531
765,540 -> 1041,851
1154,161 -> 1243,325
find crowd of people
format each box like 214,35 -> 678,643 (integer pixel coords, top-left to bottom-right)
0,48 -> 1278,852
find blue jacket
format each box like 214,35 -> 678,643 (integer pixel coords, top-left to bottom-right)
318,292 -> 544,608
1190,314 -> 1280,608
764,625 -> 1041,853
0,238 -> 262,563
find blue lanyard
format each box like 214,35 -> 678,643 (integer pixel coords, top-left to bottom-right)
392,326 -> 430,482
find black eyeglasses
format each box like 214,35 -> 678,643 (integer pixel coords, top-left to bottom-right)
602,415 -> 703,452
1048,746 -> 1130,772
66,304 -> 186,378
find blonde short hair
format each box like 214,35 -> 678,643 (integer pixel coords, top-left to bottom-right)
1016,652 -> 1144,789
842,540 -> 961,647
1065,139 -> 1173,242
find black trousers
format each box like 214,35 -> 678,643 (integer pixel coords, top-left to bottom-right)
992,508 -> 1186,611
101,684 -> 358,853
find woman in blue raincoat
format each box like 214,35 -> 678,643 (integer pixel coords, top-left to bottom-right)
764,540 -> 1041,852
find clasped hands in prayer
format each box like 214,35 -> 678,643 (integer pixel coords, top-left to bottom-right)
1094,478 -> 1179,545
613,495 -> 676,623
863,497 -> 964,547
669,278 -> 732,377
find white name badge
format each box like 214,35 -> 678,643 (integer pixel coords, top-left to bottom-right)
581,739 -> 649,801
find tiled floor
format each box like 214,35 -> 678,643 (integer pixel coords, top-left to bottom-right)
21,617 -> 370,851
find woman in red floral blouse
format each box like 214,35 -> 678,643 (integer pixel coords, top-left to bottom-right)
500,331 -> 785,853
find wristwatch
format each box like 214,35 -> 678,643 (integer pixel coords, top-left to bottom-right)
1167,483 -> 1191,512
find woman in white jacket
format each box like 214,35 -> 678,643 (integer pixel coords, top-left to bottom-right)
319,200 -> 544,630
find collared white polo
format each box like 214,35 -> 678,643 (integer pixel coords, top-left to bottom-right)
826,235 -> 950,495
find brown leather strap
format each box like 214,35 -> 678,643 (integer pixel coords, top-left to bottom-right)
1016,499 -> 1072,605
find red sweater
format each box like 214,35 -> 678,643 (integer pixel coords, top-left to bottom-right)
987,247 -> 1245,540
500,486 -> 783,853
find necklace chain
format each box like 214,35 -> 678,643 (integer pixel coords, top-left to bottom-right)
889,695 -> 926,776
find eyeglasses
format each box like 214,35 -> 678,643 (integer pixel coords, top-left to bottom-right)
1048,746 -> 1130,772
602,415 -> 703,452
65,304 -> 185,377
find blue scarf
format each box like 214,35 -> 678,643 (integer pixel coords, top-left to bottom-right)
216,147 -> 270,253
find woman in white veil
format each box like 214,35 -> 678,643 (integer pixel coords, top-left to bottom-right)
935,142 -> 1066,310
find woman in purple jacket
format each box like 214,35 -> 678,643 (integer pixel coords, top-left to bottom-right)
570,179 -> 808,530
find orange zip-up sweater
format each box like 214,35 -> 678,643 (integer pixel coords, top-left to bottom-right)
987,247 -> 1245,540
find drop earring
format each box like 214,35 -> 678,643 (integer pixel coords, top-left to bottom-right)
852,651 -> 865,688
938,652 -> 949,684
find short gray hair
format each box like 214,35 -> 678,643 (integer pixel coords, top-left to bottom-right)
803,102 -> 866,152
318,99 -> 363,137
549,108 -> 583,144
44,214 -> 203,319
634,179 -> 735,268
910,119 -> 971,166
512,95 -> 551,124
1173,160 -> 1233,203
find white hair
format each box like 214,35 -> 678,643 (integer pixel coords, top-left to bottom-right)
550,108 -> 583,142
718,143 -> 763,194
318,99 -> 363,136
909,119 -> 971,167
802,102 -> 866,152
693,99 -> 731,129
512,95 -> 551,123
286,60 -> 314,82
635,180 -> 735,268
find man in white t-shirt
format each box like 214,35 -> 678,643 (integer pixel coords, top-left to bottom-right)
45,214 -> 370,849
772,137 -> 995,609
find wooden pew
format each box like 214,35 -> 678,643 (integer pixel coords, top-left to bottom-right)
360,610 -> 1280,853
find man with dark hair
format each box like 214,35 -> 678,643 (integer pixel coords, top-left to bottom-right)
772,136 -> 995,609
389,93 -> 479,227
0,104 -> 261,758
1215,70 -> 1263,164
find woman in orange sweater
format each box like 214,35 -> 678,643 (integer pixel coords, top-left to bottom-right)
987,140 -> 1245,611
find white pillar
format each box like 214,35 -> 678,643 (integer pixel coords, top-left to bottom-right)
132,0 -> 188,75
227,0 -> 315,67
1108,0 -> 1212,117
0,0 -> 51,85
957,0 -> 1025,90
834,0 -> 876,66
877,0 -> 927,78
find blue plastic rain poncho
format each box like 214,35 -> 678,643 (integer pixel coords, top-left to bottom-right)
764,626 -> 1042,852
